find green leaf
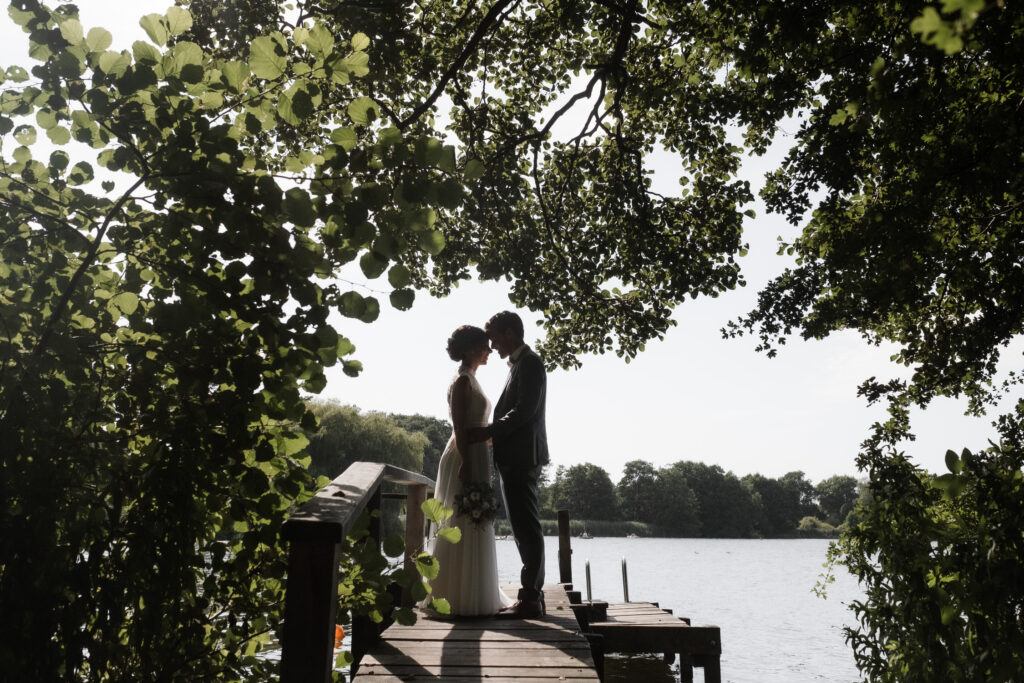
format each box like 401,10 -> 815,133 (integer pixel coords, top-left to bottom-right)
387,264 -> 411,288
85,27 -> 112,52
336,336 -> 355,357
250,35 -> 286,80
382,534 -> 405,557
59,19 -> 84,46
360,296 -> 380,323
392,607 -> 417,626
944,449 -> 960,474
99,51 -> 132,77
378,126 -> 402,146
410,580 -> 428,601
5,65 -> 29,83
347,97 -> 378,125
166,7 -> 193,36
46,126 -> 71,145
437,526 -> 462,544
339,291 -> 366,319
8,6 -> 34,27
414,552 -> 439,580
68,161 -> 94,185
222,61 -> 250,92
417,230 -> 445,255
463,159 -> 485,180
13,125 -> 36,146
283,188 -> 315,227
342,51 -> 370,78
430,597 -> 451,615
108,292 -> 140,316
351,32 -> 371,51
421,498 -> 452,524
139,14 -> 169,46
171,42 -> 203,81
331,126 -> 358,151
132,40 -> 161,65
306,23 -> 335,56
359,252 -> 388,279
389,289 -> 415,311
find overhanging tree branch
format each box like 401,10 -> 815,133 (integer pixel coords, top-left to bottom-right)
398,0 -> 517,130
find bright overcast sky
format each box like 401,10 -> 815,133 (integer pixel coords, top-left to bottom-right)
3,2 -> 1017,485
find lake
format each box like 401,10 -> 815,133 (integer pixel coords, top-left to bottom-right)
496,536 -> 863,683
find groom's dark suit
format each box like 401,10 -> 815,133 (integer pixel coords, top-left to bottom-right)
490,345 -> 548,605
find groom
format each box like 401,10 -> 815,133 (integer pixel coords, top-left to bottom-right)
468,311 -> 549,619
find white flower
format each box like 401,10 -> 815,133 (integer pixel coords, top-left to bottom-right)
470,491 -> 481,501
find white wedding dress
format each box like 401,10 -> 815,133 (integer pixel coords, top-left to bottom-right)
422,365 -> 513,616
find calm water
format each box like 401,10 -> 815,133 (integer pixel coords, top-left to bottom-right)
497,537 -> 863,683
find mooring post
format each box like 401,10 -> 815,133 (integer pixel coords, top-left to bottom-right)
621,557 -> 629,603
557,508 -> 572,584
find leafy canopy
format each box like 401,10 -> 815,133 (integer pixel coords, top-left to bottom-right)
0,0 -> 457,678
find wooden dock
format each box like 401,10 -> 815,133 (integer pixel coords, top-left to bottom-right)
277,468 -> 722,682
573,597 -> 722,682
353,584 -> 599,681
352,584 -> 721,682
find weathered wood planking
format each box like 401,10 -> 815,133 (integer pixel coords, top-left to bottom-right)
352,585 -> 600,681
585,599 -> 722,683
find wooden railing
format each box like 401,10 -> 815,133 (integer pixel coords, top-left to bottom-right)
279,461 -> 434,683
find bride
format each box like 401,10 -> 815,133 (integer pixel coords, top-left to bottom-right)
422,325 -> 514,616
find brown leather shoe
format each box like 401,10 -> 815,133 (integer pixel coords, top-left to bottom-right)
496,600 -> 544,619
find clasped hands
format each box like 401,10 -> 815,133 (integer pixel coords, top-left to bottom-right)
466,427 -> 490,444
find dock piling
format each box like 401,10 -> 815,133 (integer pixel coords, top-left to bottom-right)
621,557 -> 629,603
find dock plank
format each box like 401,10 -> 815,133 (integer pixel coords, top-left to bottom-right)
352,585 -> 600,681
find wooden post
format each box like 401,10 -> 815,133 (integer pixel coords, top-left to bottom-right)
557,508 -> 572,584
584,632 -> 605,681
678,653 -> 694,682
700,655 -> 721,683
352,487 -> 383,673
402,483 -> 426,607
280,540 -> 340,683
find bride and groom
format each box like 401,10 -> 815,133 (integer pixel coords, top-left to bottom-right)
423,310 -> 549,619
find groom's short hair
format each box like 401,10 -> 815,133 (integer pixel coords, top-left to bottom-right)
486,311 -> 524,338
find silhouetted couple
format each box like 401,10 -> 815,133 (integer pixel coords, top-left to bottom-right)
423,311 -> 548,619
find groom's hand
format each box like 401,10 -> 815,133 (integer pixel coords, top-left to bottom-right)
467,427 -> 489,443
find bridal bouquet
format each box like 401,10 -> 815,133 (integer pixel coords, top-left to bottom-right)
454,481 -> 498,525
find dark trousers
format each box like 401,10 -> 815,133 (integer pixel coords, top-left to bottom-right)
497,462 -> 545,603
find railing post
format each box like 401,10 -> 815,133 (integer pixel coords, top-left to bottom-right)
557,508 -> 572,584
280,540 -> 340,683
352,487 -> 383,673
402,483 -> 427,607
280,463 -> 434,681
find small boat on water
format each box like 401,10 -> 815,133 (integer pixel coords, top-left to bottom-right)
579,530 -> 593,539
626,532 -> 638,538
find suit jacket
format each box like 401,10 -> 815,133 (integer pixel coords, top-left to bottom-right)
490,346 -> 549,470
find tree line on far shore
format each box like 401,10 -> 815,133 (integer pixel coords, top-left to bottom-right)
305,401 -> 862,538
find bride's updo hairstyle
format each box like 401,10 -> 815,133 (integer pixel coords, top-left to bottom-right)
446,325 -> 488,362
